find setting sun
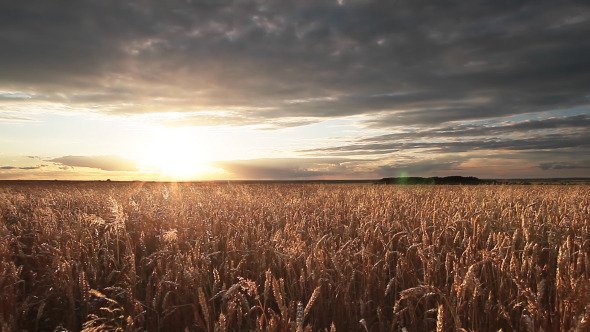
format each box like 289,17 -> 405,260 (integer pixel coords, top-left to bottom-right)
136,129 -> 220,179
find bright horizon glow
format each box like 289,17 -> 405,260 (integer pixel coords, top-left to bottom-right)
135,128 -> 223,180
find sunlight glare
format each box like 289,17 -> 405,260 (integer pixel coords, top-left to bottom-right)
136,129 -> 219,180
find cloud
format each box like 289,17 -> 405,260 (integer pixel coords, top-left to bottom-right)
0,165 -> 44,170
212,158 -> 370,180
295,113 -> 590,178
49,155 -> 138,172
301,114 -> 590,156
376,159 -> 463,177
361,114 -> 590,141
0,92 -> 32,99
0,0 -> 588,128
148,111 -> 320,129
302,133 -> 590,155
539,162 -> 590,170
211,155 -> 504,179
0,115 -> 35,122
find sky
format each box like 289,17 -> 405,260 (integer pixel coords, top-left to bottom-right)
1,0 -> 589,180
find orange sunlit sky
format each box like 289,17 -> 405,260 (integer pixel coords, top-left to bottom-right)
1,1 -> 589,180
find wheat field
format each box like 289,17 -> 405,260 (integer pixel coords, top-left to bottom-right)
0,182 -> 589,331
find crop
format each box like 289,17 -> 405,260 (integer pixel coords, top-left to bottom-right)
0,182 -> 589,331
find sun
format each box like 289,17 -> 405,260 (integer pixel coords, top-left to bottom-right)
135,128 -> 219,180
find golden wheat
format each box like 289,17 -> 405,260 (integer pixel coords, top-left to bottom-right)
0,182 -> 588,330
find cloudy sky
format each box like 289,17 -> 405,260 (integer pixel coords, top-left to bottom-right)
1,0 -> 589,180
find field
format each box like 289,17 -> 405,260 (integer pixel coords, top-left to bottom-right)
0,182 -> 589,331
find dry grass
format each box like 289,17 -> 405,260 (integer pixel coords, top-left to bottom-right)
0,182 -> 589,331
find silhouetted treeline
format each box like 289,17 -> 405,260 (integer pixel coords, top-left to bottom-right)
377,176 -> 497,185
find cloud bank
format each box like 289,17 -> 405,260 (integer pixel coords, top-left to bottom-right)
1,0 -> 588,126
49,156 -> 138,172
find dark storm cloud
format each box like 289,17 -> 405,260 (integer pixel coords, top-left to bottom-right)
1,0 -> 589,127
49,156 -> 138,172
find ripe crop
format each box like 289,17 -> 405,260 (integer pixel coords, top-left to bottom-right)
0,182 -> 589,331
